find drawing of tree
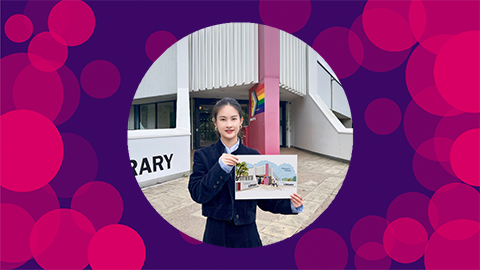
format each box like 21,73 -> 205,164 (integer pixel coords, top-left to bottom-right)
236,161 -> 249,181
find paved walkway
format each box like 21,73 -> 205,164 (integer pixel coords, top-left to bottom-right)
142,147 -> 349,246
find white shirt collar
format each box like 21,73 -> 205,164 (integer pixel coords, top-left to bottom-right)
220,138 -> 240,154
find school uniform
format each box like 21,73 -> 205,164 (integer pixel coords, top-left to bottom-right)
188,138 -> 300,248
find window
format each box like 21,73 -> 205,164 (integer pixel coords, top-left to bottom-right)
128,101 -> 176,130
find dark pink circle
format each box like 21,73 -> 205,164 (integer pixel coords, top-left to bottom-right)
0,53 -> 31,115
0,110 -> 63,192
425,220 -> 480,270
362,8 -> 415,52
350,215 -> 389,252
295,228 -> 348,270
312,27 -> 362,79
71,181 -> 123,231
365,98 -> 401,135
356,242 -> 387,261
28,32 -> 68,72
354,252 -> 391,270
88,224 -> 146,269
416,137 -> 451,162
428,183 -> 480,230
259,0 -> 311,34
413,151 -> 461,192
30,209 -> 95,269
0,203 -> 34,263
434,31 -> 480,113
81,60 -> 121,99
403,99 -> 442,151
1,185 -> 59,222
450,129 -> 480,186
383,218 -> 428,263
145,31 -> 177,62
5,14 -> 33,43
13,64 -> 64,121
386,192 -> 434,237
350,14 -> 411,72
53,65 -> 81,125
48,0 -> 95,46
180,232 -> 202,245
49,133 -> 98,198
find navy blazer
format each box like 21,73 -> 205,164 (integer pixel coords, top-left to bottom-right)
188,139 -> 296,226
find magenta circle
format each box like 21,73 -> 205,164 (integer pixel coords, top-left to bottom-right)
383,218 -> 428,263
350,14 -> 410,72
412,151 -> 461,192
49,133 -> 98,198
48,0 -> 95,46
53,65 -> 81,125
81,60 -> 121,99
295,228 -> 348,269
88,224 -> 146,269
350,215 -> 389,252
312,27 -> 362,79
356,242 -> 387,261
71,181 -> 123,230
450,129 -> 480,186
403,99 -> 442,151
259,0 -> 311,34
354,252 -> 391,270
1,185 -> 59,222
362,8 -> 415,52
425,220 -> 480,270
365,98 -> 401,135
180,232 -> 202,245
434,31 -> 480,113
13,64 -> 64,121
428,183 -> 480,230
386,192 -> 434,237
0,203 -> 34,263
0,53 -> 31,115
0,110 -> 63,192
5,14 -> 33,43
145,31 -> 177,62
28,32 -> 68,72
30,209 -> 95,269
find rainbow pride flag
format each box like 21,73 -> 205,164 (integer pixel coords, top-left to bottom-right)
250,84 -> 265,116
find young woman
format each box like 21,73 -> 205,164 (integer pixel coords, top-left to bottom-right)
188,97 -> 304,248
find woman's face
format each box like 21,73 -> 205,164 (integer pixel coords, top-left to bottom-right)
214,105 -> 243,141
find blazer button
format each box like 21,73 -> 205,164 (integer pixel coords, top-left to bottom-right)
213,185 -> 217,188
216,181 -> 220,184
220,176 -> 223,180
235,214 -> 239,219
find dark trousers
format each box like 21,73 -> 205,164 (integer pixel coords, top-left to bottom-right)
203,217 -> 262,248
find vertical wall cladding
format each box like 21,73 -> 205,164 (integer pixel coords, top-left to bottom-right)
280,31 -> 307,96
189,23 -> 258,91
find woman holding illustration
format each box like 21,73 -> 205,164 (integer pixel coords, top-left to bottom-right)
188,97 -> 304,248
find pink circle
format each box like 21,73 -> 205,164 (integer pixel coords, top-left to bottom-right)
362,8 -> 415,52
425,220 -> 480,270
28,32 -> 68,72
356,242 -> 387,261
49,133 -> 98,198
383,218 -> 428,263
413,151 -> 460,192
180,232 -> 202,245
450,129 -> 480,186
428,183 -> 480,230
71,181 -> 123,231
434,31 -> 480,113
145,31 -> 177,62
365,98 -> 401,135
259,0 -> 311,34
354,252 -> 391,270
5,14 -> 33,43
13,64 -> 64,121
53,65 -> 81,125
81,60 -> 121,99
386,192 -> 434,237
30,209 -> 95,269
88,224 -> 146,270
350,215 -> 389,252
403,99 -> 442,151
312,27 -> 362,79
0,110 -> 63,192
0,203 -> 34,263
1,185 -> 59,222
48,0 -> 95,46
0,53 -> 31,115
295,229 -> 348,270
350,14 -> 411,72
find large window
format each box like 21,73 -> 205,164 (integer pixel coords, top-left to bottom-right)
128,101 -> 176,130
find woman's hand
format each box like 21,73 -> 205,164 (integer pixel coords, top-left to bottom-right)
220,154 -> 239,166
290,193 -> 304,208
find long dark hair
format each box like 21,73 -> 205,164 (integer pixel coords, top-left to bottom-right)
212,97 -> 243,122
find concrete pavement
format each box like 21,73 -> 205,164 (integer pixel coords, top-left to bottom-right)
142,147 -> 349,246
